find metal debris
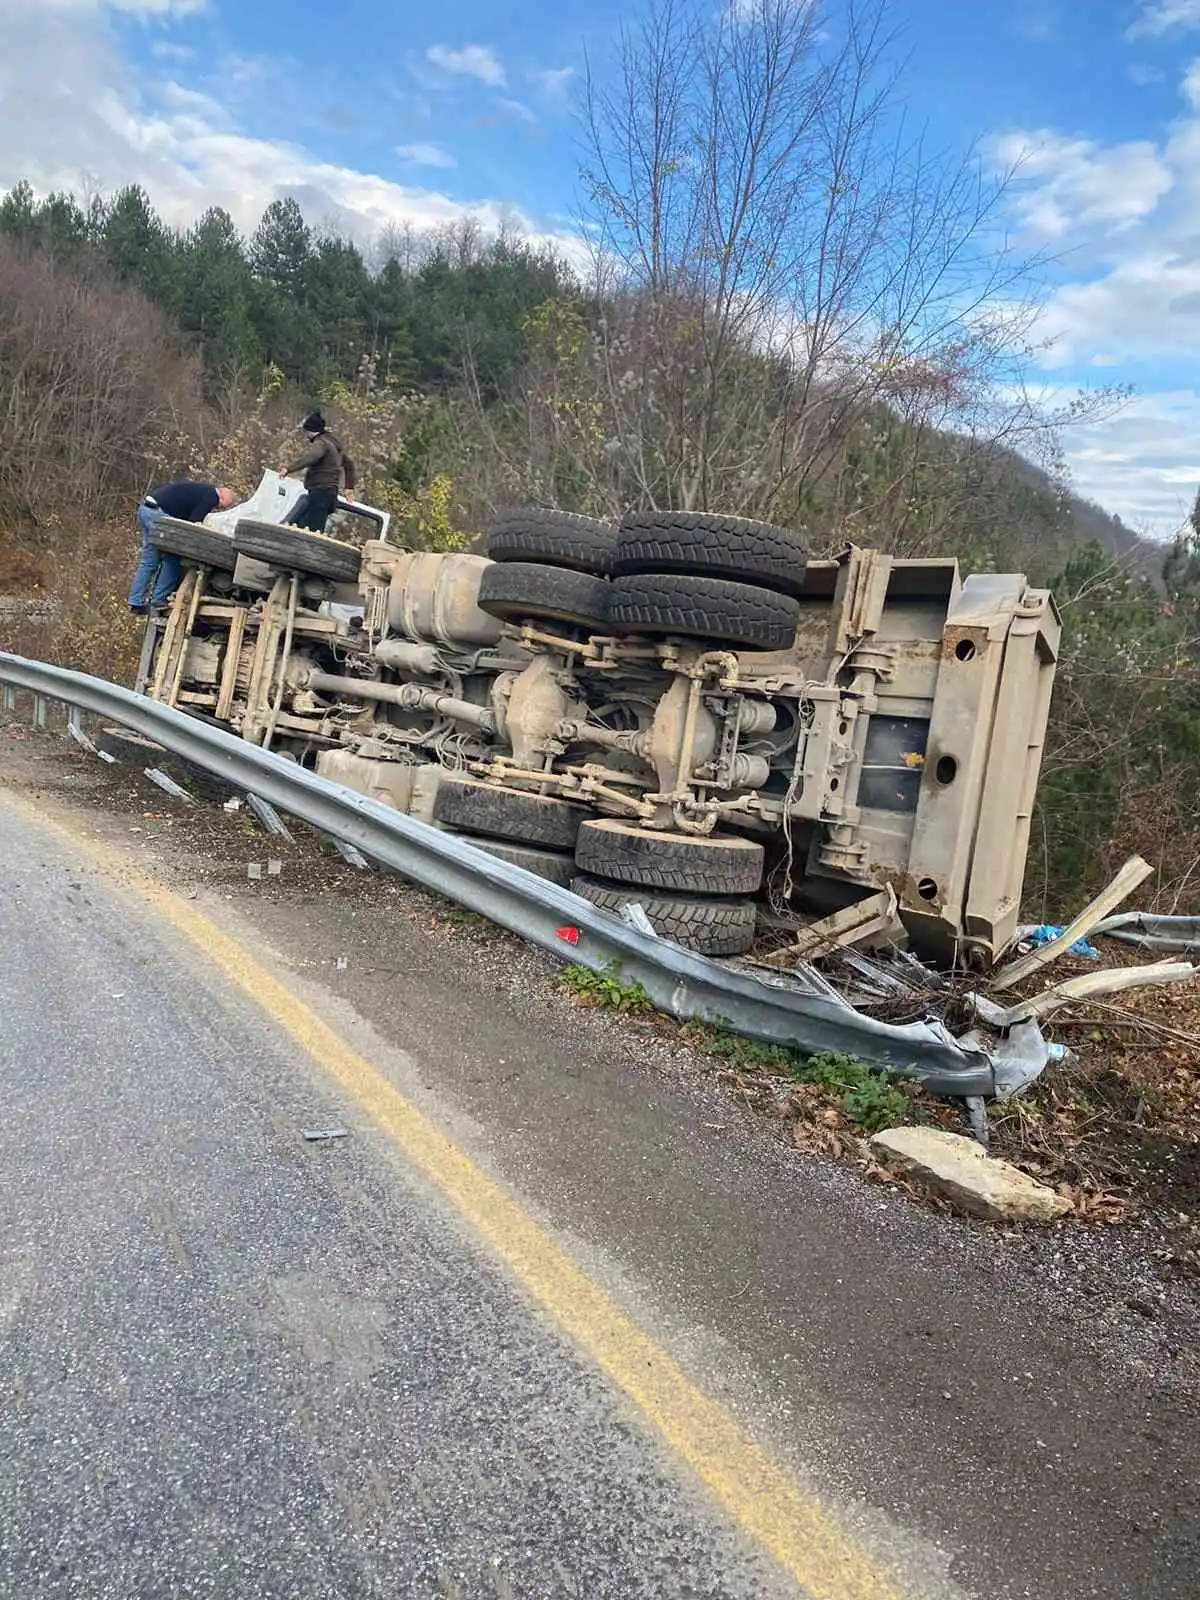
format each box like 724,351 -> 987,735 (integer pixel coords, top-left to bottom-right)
330,836 -> 370,870
991,856 -> 1153,991
143,766 -> 195,803
302,1126 -> 349,1143
760,887 -> 902,966
1090,911 -> 1200,955
974,961 -> 1199,1027
619,902 -> 658,938
246,793 -> 293,841
66,717 -> 97,754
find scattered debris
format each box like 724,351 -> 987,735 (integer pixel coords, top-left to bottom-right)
267,859 -> 282,878
759,887 -> 902,966
143,766 -> 194,803
247,862 -> 262,880
1090,912 -> 1200,956
1020,924 -> 1100,962
619,901 -> 658,938
302,1126 -> 349,1143
246,793 -> 293,841
223,796 -> 243,814
991,856 -> 1153,991
974,962 -> 1198,1027
66,719 -> 97,755
870,1127 -> 1073,1222
329,836 -> 370,870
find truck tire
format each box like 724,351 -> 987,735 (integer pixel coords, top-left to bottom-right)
606,573 -> 799,651
233,519 -> 361,584
477,562 -> 610,631
434,774 -> 587,850
486,509 -> 620,576
150,517 -> 238,572
574,818 -> 765,895
613,511 -> 810,596
571,875 -> 758,956
465,837 -> 576,888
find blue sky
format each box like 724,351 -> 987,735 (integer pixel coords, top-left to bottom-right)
5,0 -> 1200,534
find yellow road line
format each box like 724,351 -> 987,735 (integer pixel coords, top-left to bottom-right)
5,790 -> 904,1600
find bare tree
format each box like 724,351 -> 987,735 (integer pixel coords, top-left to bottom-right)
575,0 -> 1119,524
0,238 -> 204,527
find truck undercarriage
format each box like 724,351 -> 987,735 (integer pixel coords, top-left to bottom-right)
140,489 -> 1060,968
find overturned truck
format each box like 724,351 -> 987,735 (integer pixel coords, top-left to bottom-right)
141,481 -> 1060,969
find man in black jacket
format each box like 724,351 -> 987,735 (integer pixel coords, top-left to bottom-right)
280,412 -> 357,533
129,479 -> 235,614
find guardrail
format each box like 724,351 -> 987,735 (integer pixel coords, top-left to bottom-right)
0,650 -> 995,1096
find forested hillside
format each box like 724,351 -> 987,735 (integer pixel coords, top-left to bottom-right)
0,177 -> 1147,581
1,0 -> 1197,915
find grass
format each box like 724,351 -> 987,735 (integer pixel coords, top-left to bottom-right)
559,965 -> 913,1134
560,962 -> 651,1013
704,1032 -> 914,1133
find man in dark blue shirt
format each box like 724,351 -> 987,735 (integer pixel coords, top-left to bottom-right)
129,479 -> 236,613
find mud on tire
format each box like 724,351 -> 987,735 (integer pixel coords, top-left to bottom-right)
486,509 -> 620,576
150,517 -> 238,572
605,573 -> 799,651
433,774 -> 588,851
477,562 -> 611,632
233,519 -> 361,584
613,511 -> 809,596
571,874 -> 758,956
574,818 -> 765,895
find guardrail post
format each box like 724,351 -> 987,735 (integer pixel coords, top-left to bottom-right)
32,695 -> 47,729
1,684 -> 13,713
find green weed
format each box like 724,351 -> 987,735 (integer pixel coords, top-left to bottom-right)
702,1031 -> 911,1132
797,1051 -> 914,1132
560,962 -> 650,1012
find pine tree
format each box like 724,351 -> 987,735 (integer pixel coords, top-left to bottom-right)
177,207 -> 259,381
99,185 -> 177,302
0,180 -> 36,243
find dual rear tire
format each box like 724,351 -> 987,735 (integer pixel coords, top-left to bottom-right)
433,775 -> 764,956
481,507 -> 808,651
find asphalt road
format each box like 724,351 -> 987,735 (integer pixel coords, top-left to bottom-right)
1,761 -> 1198,1600
0,801 -> 800,1600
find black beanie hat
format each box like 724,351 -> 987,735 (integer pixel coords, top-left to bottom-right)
302,410 -> 326,433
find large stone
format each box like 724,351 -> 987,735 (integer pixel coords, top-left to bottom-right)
869,1126 -> 1072,1222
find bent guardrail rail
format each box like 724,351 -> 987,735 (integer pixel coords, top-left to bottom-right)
0,650 -> 995,1096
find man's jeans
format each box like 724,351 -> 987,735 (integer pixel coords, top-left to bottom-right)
128,505 -> 181,608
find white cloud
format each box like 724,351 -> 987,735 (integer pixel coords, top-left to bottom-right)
395,142 -> 455,169
32,0 -> 208,12
992,129 -> 1173,238
1060,390 -> 1200,534
1127,1 -> 1200,39
532,66 -> 576,100
496,97 -> 538,125
989,53 -> 1200,532
107,0 -> 207,10
0,4 -> 583,265
425,43 -> 506,88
